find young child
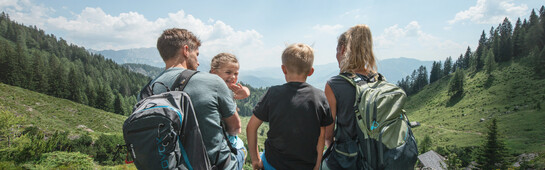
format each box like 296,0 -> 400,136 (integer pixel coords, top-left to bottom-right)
210,52 -> 249,170
247,43 -> 333,170
210,53 -> 250,100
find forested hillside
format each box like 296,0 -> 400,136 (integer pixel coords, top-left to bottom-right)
404,6 -> 545,169
0,13 -> 150,116
397,6 -> 545,97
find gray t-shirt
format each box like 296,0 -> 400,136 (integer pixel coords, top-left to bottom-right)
143,67 -> 237,169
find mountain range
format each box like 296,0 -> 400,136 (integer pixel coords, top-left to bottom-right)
93,47 -> 433,88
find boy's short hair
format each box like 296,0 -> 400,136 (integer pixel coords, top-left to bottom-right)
282,43 -> 314,75
157,28 -> 201,62
211,53 -> 239,70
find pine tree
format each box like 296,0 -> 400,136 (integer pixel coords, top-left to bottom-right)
475,31 -> 487,60
443,56 -> 452,76
463,47 -> 471,69
492,28 -> 501,62
477,118 -> 508,170
68,67 -> 85,103
448,70 -> 464,97
430,61 -> 442,83
475,31 -> 487,71
525,9 -> 544,51
499,17 -> 513,62
30,53 -> 49,93
513,18 -> 525,58
540,5 -> 545,49
484,48 -> 497,75
114,94 -> 125,115
97,84 -> 114,113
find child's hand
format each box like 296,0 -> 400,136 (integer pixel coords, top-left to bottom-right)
229,83 -> 250,100
252,159 -> 263,170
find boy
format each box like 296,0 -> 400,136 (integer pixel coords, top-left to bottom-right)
247,43 -> 333,170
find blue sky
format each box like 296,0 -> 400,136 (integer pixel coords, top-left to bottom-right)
1,0 -> 543,70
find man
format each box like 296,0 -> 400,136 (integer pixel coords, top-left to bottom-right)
140,28 -> 242,169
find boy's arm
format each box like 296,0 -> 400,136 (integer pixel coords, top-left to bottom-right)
247,115 -> 264,169
314,126 -> 326,170
324,84 -> 337,147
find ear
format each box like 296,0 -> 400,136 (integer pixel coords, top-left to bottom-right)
281,65 -> 287,74
307,67 -> 314,77
182,45 -> 190,58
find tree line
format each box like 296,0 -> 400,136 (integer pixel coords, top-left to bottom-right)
397,6 -> 545,97
0,12 -> 150,116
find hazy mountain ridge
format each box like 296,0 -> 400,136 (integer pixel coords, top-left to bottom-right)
94,47 -> 433,88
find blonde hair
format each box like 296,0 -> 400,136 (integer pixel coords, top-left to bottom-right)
339,24 -> 377,74
157,28 -> 201,62
282,43 -> 314,75
211,53 -> 239,70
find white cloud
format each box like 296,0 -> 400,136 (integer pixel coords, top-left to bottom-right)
448,0 -> 528,24
0,0 -> 54,28
0,1 -> 275,69
312,24 -> 343,35
375,21 -> 465,61
376,21 -> 426,48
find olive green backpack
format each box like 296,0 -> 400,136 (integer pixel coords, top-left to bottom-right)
327,73 -> 418,169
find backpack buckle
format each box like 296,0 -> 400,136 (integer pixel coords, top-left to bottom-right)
370,121 -> 379,131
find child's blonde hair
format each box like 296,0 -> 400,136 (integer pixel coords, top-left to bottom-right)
282,43 -> 314,75
338,24 -> 377,74
211,53 -> 239,70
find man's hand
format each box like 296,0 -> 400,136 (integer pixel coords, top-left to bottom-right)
229,83 -> 250,100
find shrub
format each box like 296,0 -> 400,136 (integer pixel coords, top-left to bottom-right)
93,133 -> 124,165
70,133 -> 93,155
36,151 -> 94,169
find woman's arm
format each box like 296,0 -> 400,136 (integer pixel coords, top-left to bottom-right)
324,83 -> 337,147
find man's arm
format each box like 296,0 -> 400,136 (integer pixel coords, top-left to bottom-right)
314,126 -> 326,170
324,84 -> 337,147
222,110 -> 241,135
247,115 -> 264,169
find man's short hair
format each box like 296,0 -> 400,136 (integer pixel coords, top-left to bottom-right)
157,28 -> 201,62
282,43 -> 314,75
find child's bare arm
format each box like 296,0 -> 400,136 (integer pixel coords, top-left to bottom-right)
314,126 -> 326,170
247,115 -> 264,169
230,83 -> 250,100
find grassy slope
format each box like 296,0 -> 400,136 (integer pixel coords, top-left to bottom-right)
406,61 -> 545,155
0,82 -> 271,169
0,83 -> 126,136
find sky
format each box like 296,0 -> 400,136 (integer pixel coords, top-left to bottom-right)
0,0 -> 543,70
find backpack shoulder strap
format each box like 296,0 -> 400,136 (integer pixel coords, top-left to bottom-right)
138,78 -> 154,100
172,69 -> 199,91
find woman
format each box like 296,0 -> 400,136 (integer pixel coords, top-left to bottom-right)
323,24 -> 417,170
323,24 -> 378,169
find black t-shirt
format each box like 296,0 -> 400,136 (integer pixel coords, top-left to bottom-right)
253,82 -> 333,169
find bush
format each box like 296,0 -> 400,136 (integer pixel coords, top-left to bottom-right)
70,133 -> 94,155
36,151 -> 94,169
93,133 -> 124,165
0,161 -> 18,169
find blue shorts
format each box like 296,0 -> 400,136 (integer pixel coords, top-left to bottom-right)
261,151 -> 276,170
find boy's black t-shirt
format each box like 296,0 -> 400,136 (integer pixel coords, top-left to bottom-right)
253,82 -> 333,169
